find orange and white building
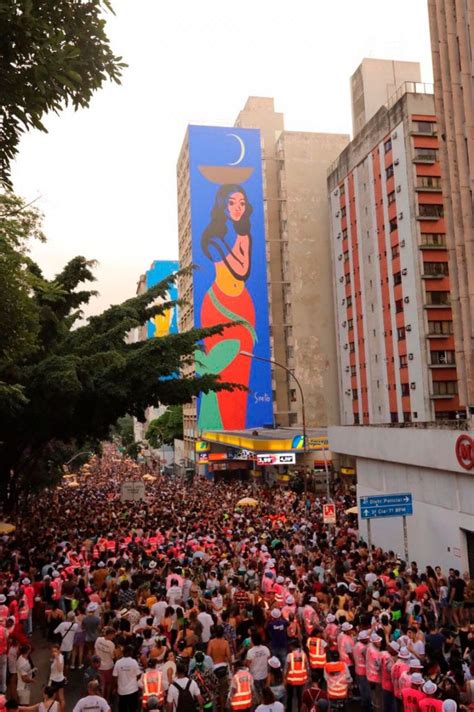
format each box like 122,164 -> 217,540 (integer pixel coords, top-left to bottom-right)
328,79 -> 460,425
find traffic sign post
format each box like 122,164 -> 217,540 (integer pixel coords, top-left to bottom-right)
359,493 -> 413,563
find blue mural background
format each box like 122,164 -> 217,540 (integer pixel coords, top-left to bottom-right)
145,260 -> 179,339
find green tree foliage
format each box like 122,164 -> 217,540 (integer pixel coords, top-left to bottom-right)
0,195 -> 237,509
146,405 -> 184,448
0,0 -> 125,186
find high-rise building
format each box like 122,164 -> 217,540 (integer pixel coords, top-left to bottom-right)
177,98 -> 349,463
328,78 -> 460,425
351,58 -> 422,136
428,1 -> 474,415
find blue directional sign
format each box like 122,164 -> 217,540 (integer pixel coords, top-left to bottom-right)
359,493 -> 413,520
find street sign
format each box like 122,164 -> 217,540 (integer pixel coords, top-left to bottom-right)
256,453 -> 296,466
359,493 -> 413,519
323,502 -> 336,524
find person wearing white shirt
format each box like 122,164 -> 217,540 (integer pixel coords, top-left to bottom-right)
49,645 -> 66,712
17,645 -> 34,705
246,632 -> 271,694
197,605 -> 213,645
167,660 -> 203,712
72,681 -> 111,712
54,612 -> 79,663
94,627 -> 116,701
151,599 -> 167,627
112,645 -> 141,712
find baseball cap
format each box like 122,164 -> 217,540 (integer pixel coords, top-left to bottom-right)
422,681 -> 437,695
271,608 -> 281,619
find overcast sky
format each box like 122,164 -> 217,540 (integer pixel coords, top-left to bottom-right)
12,0 -> 434,318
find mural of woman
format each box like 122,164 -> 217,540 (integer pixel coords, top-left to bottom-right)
196,183 -> 256,430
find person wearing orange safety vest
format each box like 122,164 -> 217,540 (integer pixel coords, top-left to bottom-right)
337,622 -> 355,676
306,627 -> 327,682
324,652 -> 352,707
401,673 -> 425,712
272,577 -> 286,608
229,661 -> 254,712
284,643 -> 309,712
366,632 -> 383,711
353,630 -> 371,712
418,680 -> 443,712
380,639 -> 400,712
140,659 -> 164,709
391,647 -> 411,706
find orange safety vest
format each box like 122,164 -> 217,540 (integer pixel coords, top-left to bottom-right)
286,651 -> 309,686
142,670 -> 164,707
325,661 -> 350,700
307,637 -> 327,669
230,671 -> 252,710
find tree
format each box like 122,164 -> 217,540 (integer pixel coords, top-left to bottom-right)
146,405 -> 184,448
0,0 -> 125,186
0,197 -> 237,508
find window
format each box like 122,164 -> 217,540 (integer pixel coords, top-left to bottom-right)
350,365 -> 357,377
395,298 -> 404,313
288,413 -> 298,425
286,345 -> 294,360
431,350 -> 456,365
352,389 -> 358,400
349,342 -> 355,353
390,218 -> 398,232
284,303 -> 292,321
426,291 -> 450,305
343,250 -> 349,262
345,273 -> 351,284
421,233 -> 446,247
384,139 -> 392,153
347,318 -> 354,330
424,261 -> 449,276
393,271 -> 402,285
386,164 -> 394,179
354,413 -> 360,424
432,381 -> 458,395
414,147 -> 439,161
390,412 -> 399,423
388,190 -> 396,204
397,327 -> 406,341
285,325 -> 293,338
403,412 -> 412,422
428,320 -> 454,335
346,295 -> 352,308
419,203 -> 444,218
414,120 -> 436,134
391,244 -> 400,259
341,206 -> 347,218
400,354 -> 408,368
342,228 -> 348,239
401,383 -> 410,396
290,389 -> 297,402
417,175 -> 442,189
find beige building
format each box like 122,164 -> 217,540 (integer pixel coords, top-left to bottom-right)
428,1 -> 474,415
351,58 -> 422,136
177,98 -> 348,462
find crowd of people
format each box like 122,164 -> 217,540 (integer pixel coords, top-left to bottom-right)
0,445 -> 474,712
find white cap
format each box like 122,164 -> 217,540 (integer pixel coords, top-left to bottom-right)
268,656 -> 281,669
288,582 -> 296,589
358,630 -> 370,641
22,578 -> 31,585
388,640 -> 400,652
370,632 -> 382,644
87,603 -> 99,613
261,545 -> 268,552
349,583 -> 357,592
310,596 -> 318,603
97,561 -> 105,568
442,701 -> 457,712
271,608 -> 281,619
52,571 -> 60,578
410,673 -> 424,686
372,591 -> 380,599
286,595 -> 295,605
149,561 -> 157,569
341,622 -> 353,632
276,576 -> 284,584
409,658 -> 423,669
422,681 -> 437,695
398,647 -> 411,659
326,614 -> 336,623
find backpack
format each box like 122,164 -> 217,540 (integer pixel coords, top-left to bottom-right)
307,686 -> 323,712
173,679 -> 197,712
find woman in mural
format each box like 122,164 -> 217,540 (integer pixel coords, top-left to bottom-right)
196,184 -> 256,430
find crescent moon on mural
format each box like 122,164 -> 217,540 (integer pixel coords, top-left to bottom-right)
227,133 -> 246,165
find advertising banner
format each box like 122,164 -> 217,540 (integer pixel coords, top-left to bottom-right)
188,125 -> 273,431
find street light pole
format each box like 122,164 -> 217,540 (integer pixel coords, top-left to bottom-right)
64,451 -> 93,466
240,350 -> 308,495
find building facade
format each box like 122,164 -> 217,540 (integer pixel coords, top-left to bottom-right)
177,98 -> 349,462
428,1 -> 474,415
328,84 -> 460,425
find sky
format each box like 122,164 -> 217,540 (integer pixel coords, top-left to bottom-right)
12,0 -> 434,319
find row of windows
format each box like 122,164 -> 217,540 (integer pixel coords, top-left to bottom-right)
349,350 -> 455,372
417,175 -> 442,189
419,203 -> 444,218
432,381 -> 458,395
421,232 -> 446,247
424,261 -> 449,276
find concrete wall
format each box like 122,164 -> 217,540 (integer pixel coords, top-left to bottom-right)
279,131 -> 349,427
329,424 -> 474,571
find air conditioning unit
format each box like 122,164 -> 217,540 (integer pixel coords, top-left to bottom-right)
345,366 -> 350,373
394,158 -> 400,165
410,382 -> 416,390
343,344 -> 348,350
342,298 -> 346,305
396,185 -> 402,193
404,296 -> 410,303
338,254 -> 343,261
336,211 -> 340,217
402,268 -> 408,275
406,324 -> 412,332
393,131 -> 398,139
337,232 -> 341,239
438,352 -> 447,364
400,239 -> 406,247
409,353 -> 414,360
334,189 -> 339,196
339,276 -> 344,283
398,212 -> 404,220
342,321 -> 347,327
345,389 -> 352,396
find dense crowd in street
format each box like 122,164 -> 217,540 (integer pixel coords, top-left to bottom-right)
1,446 -> 474,712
